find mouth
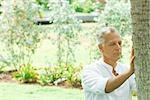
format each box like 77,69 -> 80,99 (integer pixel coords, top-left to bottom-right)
114,52 -> 121,57
114,51 -> 121,54
114,50 -> 121,54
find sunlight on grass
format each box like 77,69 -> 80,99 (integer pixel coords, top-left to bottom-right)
0,82 -> 137,100
0,82 -> 83,100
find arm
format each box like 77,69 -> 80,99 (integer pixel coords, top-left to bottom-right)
105,48 -> 135,93
81,68 -> 109,94
105,69 -> 134,93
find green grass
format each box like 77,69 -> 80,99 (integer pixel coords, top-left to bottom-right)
0,82 -> 137,100
0,82 -> 83,100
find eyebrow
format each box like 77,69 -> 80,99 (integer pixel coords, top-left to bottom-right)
106,40 -> 122,44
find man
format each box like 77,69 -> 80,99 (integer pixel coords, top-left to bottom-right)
81,27 -> 136,100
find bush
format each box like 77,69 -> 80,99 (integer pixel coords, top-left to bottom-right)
37,64 -> 83,88
63,64 -> 83,87
0,0 -> 44,69
97,0 -> 132,35
48,0 -> 81,67
72,0 -> 94,13
38,66 -> 65,85
13,63 -> 38,83
37,73 -> 53,86
35,0 -> 49,10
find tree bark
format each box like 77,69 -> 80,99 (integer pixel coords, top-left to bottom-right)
130,0 -> 150,100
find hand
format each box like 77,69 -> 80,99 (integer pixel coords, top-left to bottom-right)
130,47 -> 135,74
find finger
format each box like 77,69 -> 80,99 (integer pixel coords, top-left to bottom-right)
131,56 -> 135,63
131,47 -> 134,57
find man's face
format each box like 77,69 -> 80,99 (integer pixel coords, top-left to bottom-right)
99,32 -> 122,61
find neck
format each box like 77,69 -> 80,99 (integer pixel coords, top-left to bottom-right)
102,56 -> 117,68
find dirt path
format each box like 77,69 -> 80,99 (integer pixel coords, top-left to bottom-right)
0,72 -> 17,83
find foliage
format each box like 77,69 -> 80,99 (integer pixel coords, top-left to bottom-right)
13,63 -> 38,83
0,62 -> 5,73
38,64 -> 83,87
0,66 -> 4,73
37,73 -> 52,86
71,0 -> 105,13
0,0 -> 44,69
34,0 -> 101,13
38,66 -> 65,85
63,64 -> 82,87
48,0 -> 81,67
71,0 -> 94,13
97,0 -> 132,35
92,1 -> 105,12
35,0 -> 49,10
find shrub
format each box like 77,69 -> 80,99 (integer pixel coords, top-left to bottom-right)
63,64 -> 83,87
37,73 -> 53,86
0,0 -> 44,69
38,66 -> 64,85
35,0 -> 49,10
48,0 -> 81,67
97,0 -> 132,35
13,63 -> 38,83
38,64 -> 83,88
72,0 -> 94,13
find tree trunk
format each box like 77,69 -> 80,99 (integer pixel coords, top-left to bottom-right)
130,0 -> 150,100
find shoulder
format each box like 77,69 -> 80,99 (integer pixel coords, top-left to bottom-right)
83,60 -> 102,71
81,60 -> 106,77
81,61 -> 106,81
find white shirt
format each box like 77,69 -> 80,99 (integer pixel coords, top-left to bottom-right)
81,59 -> 136,100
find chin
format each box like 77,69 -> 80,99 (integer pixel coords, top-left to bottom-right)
114,58 -> 119,61
113,55 -> 121,61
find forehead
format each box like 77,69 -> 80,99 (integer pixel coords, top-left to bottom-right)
104,32 -> 121,43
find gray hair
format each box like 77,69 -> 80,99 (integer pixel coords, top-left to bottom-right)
96,27 -> 119,45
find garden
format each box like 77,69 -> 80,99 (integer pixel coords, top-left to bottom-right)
0,0 -> 137,100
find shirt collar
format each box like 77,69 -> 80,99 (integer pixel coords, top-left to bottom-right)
99,58 -> 118,71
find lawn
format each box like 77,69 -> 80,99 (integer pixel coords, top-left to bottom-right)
0,82 -> 137,100
0,82 -> 83,100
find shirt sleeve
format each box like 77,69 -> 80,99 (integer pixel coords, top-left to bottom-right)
81,67 -> 109,94
122,64 -> 137,92
128,74 -> 137,92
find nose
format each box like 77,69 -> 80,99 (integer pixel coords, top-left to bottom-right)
116,43 -> 121,49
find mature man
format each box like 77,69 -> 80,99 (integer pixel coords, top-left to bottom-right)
81,27 -> 136,100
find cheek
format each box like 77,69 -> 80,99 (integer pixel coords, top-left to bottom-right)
103,48 -> 113,54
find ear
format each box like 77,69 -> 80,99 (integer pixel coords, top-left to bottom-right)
98,44 -> 103,52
